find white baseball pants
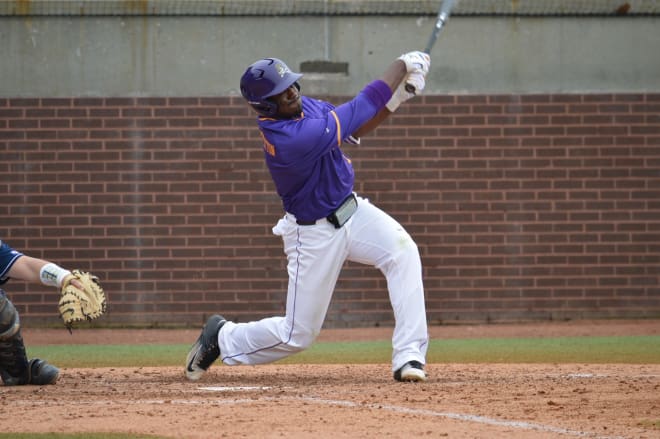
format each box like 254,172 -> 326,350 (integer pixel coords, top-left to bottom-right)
218,196 -> 428,372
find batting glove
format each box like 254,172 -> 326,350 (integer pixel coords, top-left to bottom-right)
386,71 -> 426,112
398,51 -> 431,75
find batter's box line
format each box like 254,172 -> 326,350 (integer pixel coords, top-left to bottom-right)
4,394 -> 629,439
294,395 -> 627,439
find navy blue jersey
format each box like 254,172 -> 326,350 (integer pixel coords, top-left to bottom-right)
0,240 -> 23,285
257,80 -> 391,222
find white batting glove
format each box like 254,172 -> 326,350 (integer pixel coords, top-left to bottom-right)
386,71 -> 426,112
398,51 -> 431,75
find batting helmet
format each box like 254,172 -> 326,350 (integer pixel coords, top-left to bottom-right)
240,58 -> 303,117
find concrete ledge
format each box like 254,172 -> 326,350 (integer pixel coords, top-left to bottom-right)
1,0 -> 658,17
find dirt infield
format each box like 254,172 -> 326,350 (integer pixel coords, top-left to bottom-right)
2,320 -> 659,439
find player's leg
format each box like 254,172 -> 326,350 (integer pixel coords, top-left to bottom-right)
0,290 -> 59,385
345,197 -> 429,380
218,215 -> 348,365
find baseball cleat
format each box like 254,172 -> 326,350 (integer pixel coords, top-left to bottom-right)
26,358 -> 60,385
0,358 -> 59,386
393,360 -> 427,382
185,314 -> 226,381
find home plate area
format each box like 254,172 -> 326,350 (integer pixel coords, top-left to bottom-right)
1,363 -> 658,438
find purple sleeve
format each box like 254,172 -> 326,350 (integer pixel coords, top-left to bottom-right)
330,81 -> 391,142
361,80 -> 393,109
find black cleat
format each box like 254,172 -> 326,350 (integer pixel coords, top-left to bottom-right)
185,314 -> 226,381
393,360 -> 427,382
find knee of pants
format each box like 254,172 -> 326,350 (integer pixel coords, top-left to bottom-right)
400,238 -> 420,260
383,237 -> 422,271
286,326 -> 318,352
0,291 -> 21,341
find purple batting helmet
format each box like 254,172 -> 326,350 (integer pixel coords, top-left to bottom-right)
240,58 -> 303,117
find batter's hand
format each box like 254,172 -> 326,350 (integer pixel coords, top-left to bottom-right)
386,71 -> 426,112
398,51 -> 430,75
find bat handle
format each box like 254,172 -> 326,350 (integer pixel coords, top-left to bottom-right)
404,5 -> 452,95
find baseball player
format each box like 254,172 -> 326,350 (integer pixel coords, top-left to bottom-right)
0,239 -> 82,385
186,51 -> 430,382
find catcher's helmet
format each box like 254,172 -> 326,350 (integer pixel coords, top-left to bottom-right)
240,58 -> 303,117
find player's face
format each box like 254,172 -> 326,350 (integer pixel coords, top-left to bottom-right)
271,84 -> 302,119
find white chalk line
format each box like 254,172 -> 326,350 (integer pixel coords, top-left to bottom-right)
560,373 -> 660,379
8,393 -> 628,439
198,385 -> 272,391
295,396 -> 627,439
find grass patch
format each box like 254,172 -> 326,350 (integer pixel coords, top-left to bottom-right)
637,419 -> 660,429
27,335 -> 660,368
28,344 -> 186,368
286,335 -> 660,364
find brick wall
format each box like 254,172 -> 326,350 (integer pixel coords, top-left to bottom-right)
1,93 -> 659,327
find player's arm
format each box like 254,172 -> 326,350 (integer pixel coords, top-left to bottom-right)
8,254 -> 86,291
6,254 -> 48,283
350,59 -> 407,138
1,241 -> 106,330
7,254 -> 77,288
350,108 -> 390,139
352,52 -> 430,139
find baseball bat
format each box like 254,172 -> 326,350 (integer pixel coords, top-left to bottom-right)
405,0 -> 458,94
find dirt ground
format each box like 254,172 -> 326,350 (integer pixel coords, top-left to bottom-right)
1,319 -> 659,439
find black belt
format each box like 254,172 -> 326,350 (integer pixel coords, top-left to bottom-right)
296,193 -> 358,228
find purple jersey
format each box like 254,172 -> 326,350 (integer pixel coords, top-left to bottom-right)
257,80 -> 392,222
0,240 -> 23,284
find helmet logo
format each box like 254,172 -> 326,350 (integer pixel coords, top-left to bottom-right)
275,62 -> 290,78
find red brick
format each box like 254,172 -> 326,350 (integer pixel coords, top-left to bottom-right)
3,93 -> 658,326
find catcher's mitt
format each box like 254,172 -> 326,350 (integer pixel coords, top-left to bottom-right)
59,270 -> 107,331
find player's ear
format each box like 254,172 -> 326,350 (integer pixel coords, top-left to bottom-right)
249,100 -> 278,117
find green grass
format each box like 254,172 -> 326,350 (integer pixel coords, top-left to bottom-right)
637,419 -> 660,429
26,335 -> 660,368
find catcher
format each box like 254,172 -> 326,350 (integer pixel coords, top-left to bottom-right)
0,239 -> 106,385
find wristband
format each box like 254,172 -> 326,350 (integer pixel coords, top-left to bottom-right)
386,90 -> 404,112
39,263 -> 72,288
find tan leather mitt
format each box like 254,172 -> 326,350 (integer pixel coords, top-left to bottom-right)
59,270 -> 107,331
